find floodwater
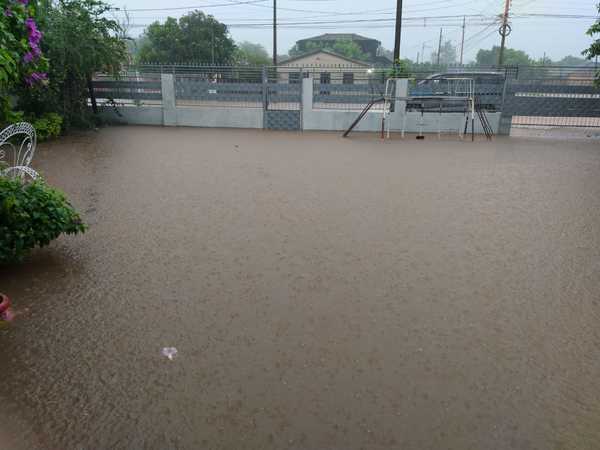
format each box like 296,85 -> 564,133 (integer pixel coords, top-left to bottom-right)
1,127 -> 600,450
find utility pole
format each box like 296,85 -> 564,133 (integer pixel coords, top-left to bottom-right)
436,28 -> 443,66
498,0 -> 511,66
393,0 -> 403,62
416,52 -> 420,65
422,42 -> 426,63
459,16 -> 466,66
273,0 -> 277,65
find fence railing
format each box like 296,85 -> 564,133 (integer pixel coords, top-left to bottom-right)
92,75 -> 162,106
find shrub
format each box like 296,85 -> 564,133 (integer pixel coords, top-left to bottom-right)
30,112 -> 63,141
0,176 -> 87,263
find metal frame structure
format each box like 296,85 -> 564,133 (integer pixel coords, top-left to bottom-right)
382,77 -> 476,140
0,122 -> 39,181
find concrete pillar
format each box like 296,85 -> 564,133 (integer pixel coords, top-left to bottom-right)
301,76 -> 313,130
161,74 -> 177,126
393,78 -> 409,117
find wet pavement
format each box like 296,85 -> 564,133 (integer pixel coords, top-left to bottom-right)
1,127 -> 600,449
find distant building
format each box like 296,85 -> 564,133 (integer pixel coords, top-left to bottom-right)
277,49 -> 370,84
295,33 -> 382,62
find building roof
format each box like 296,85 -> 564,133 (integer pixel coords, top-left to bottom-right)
278,49 -> 371,67
297,33 -> 380,44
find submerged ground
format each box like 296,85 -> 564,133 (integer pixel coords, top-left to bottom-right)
1,127 -> 599,449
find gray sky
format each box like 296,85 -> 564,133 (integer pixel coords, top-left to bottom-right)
113,0 -> 598,62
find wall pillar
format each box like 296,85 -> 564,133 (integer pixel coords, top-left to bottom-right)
392,78 -> 408,119
301,76 -> 313,130
161,74 -> 177,126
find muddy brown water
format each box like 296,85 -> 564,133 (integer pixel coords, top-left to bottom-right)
1,127 -> 600,450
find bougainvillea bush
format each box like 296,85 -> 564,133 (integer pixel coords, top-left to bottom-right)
18,0 -> 126,129
0,0 -> 48,124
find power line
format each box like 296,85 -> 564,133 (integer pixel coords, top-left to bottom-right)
110,0 -> 268,12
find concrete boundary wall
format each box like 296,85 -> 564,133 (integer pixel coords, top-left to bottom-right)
99,75 -> 500,134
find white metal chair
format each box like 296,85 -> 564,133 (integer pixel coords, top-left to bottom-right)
0,122 -> 39,181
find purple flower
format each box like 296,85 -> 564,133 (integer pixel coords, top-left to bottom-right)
18,0 -> 29,4
4,8 -> 13,16
25,18 -> 42,38
24,72 -> 48,87
24,17 -> 43,59
23,51 -> 35,64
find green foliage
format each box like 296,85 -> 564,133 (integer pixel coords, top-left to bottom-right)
387,59 -> 411,78
582,3 -> 600,83
234,41 -> 270,66
138,11 -> 236,64
30,112 -> 63,141
555,55 -> 589,66
17,0 -> 126,130
475,46 -> 532,66
0,176 -> 86,263
289,39 -> 369,61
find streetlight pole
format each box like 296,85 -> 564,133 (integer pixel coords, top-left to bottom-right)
273,0 -> 277,65
459,16 -> 466,66
437,28 -> 442,66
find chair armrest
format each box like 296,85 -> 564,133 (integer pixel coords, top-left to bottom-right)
1,166 -> 40,181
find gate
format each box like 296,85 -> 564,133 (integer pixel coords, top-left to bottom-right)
264,69 -> 302,131
499,76 -> 600,134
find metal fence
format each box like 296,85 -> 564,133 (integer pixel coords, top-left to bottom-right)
502,76 -> 600,130
92,74 -> 162,107
91,63 -> 600,131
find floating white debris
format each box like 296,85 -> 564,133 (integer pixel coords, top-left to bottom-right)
162,347 -> 178,360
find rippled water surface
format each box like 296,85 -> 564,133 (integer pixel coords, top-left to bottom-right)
1,127 -> 600,449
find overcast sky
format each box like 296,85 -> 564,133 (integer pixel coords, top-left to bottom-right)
112,0 -> 598,62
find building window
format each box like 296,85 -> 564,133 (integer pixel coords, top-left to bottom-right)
289,72 -> 300,84
320,72 -> 331,84
343,72 -> 354,84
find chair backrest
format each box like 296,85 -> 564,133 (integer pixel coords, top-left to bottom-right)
0,122 -> 37,171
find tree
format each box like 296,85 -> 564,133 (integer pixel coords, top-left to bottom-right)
288,39 -> 369,61
138,11 -> 236,64
234,41 -> 270,66
430,41 -> 457,65
475,46 -> 532,66
583,3 -> 600,82
18,0 -> 127,129
556,55 -> 589,66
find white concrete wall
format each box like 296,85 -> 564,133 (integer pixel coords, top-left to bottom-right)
98,75 -> 500,135
100,105 -> 163,126
176,107 -> 263,129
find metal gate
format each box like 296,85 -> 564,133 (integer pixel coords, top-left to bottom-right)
264,77 -> 302,131
499,76 -> 600,134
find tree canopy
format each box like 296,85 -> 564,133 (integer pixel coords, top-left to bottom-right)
15,0 -> 126,129
475,46 -> 532,66
583,3 -> 600,81
138,11 -> 236,64
235,41 -> 270,66
430,41 -> 457,65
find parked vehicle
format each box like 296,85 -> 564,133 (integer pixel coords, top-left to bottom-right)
409,72 -> 506,112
